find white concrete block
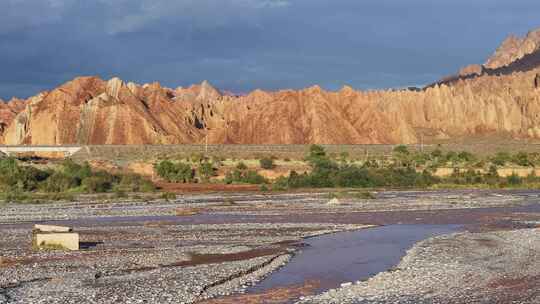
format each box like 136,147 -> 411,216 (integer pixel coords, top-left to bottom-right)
34,233 -> 79,251
34,224 -> 72,233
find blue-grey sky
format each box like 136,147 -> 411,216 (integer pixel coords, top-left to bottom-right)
1,0 -> 539,99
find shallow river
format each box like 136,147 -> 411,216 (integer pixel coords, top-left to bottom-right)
248,224 -> 461,299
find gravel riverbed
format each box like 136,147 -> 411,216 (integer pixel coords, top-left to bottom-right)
1,190 -> 539,303
298,228 -> 540,304
0,217 -> 365,303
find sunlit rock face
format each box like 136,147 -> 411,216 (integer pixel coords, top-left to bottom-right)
485,28 -> 540,69
1,69 -> 540,145
3,27 -> 540,145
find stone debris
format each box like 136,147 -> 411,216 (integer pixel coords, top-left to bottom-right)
1,218 -> 360,303
0,190 -> 537,304
327,198 -> 342,205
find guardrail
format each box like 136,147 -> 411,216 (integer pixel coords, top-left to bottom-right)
0,146 -> 83,156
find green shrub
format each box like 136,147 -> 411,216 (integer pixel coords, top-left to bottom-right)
431,149 -> 443,158
82,175 -> 114,193
154,160 -> 194,183
244,170 -> 267,184
513,152 -> 531,166
14,167 -> 50,191
393,145 -> 409,155
487,165 -> 499,177
236,162 -> 248,170
339,152 -> 350,162
445,169 -> 484,185
116,174 -> 155,192
40,172 -> 80,193
198,161 -> 215,182
61,160 -> 92,180
1,191 -> 31,203
224,169 -> 267,184
271,177 -> 289,191
445,151 -> 459,164
0,159 -> 50,192
526,171 -> 539,184
457,151 -> 475,163
259,157 -> 275,169
190,153 -> 205,163
507,173 -> 522,185
305,145 -> 328,167
491,152 -> 511,166
0,158 -> 152,199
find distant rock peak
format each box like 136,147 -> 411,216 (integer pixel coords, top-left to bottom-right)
198,80 -> 222,100
106,77 -> 124,99
485,27 -> 540,69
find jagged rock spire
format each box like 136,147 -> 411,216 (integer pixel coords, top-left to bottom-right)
197,80 -> 222,101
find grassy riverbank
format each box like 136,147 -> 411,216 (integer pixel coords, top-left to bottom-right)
3,144 -> 540,203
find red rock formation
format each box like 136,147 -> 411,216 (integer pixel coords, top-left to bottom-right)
3,27 -> 540,145
3,69 -> 540,145
0,98 -> 26,140
485,28 -> 540,69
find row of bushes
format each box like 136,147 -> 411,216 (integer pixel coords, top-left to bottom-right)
154,160 -> 217,183
439,167 -> 536,187
0,158 -> 155,195
224,168 -> 267,185
154,145 -> 540,190
273,167 -> 438,190
154,160 -> 269,184
273,145 -> 537,190
391,145 -> 540,168
269,145 -> 438,189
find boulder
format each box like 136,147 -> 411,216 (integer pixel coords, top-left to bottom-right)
327,198 -> 342,205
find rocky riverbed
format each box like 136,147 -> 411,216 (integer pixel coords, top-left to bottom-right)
0,190 -> 530,224
1,190 -> 539,303
298,227 -> 540,304
0,222 -> 365,304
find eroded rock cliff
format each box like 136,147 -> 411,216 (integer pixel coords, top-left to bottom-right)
1,68 -> 540,145
3,27 -> 540,145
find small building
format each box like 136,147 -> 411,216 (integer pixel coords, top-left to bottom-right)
32,225 -> 79,251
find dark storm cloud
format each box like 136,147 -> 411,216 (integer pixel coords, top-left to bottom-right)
1,0 -> 539,99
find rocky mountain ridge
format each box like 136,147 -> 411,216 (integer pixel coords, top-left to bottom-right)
2,27 -> 540,145
2,69 -> 540,145
444,27 -> 540,82
485,28 -> 540,69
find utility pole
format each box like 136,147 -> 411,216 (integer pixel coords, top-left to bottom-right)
205,128 -> 211,155
205,132 -> 208,154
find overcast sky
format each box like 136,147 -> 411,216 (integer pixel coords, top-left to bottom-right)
1,0 -> 539,99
